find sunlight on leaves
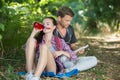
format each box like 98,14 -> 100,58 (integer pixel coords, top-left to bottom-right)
0,23 -> 5,31
28,0 -> 35,4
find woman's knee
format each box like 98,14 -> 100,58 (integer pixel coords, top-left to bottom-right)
39,44 -> 48,55
26,38 -> 36,46
26,38 -> 36,49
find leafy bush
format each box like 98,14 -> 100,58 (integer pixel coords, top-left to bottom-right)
0,23 -> 5,40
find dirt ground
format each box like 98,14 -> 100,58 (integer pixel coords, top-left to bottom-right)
76,35 -> 120,80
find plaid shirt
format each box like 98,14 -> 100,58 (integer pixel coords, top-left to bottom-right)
36,35 -> 77,74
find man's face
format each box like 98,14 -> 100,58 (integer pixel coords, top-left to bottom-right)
58,15 -> 73,28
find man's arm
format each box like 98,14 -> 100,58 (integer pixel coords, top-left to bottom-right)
73,45 -> 89,53
70,43 -> 77,50
69,27 -> 77,50
70,43 -> 87,54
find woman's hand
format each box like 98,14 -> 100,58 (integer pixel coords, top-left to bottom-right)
33,28 -> 42,34
29,28 -> 42,38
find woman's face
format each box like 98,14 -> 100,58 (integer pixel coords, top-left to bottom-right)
43,18 -> 55,33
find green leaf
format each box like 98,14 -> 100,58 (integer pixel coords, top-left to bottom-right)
0,34 -> 2,40
0,23 -> 5,31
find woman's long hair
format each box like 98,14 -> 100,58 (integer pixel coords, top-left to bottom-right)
34,17 -> 57,43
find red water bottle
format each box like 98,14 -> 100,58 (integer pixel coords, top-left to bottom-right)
33,22 -> 44,30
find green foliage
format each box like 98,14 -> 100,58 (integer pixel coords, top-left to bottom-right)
0,23 -> 5,40
65,0 -> 120,33
0,23 -> 5,31
0,35 -> 2,40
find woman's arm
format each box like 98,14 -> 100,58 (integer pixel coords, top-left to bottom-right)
53,51 -> 70,58
29,28 -> 41,38
61,39 -> 77,60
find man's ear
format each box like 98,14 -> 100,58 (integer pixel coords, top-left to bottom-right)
58,16 -> 61,21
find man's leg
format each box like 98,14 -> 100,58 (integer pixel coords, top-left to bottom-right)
66,56 -> 98,72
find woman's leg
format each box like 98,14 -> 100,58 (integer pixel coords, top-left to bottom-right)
45,50 -> 56,74
25,38 -> 36,73
34,44 -> 56,77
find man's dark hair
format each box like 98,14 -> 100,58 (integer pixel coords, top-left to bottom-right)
57,6 -> 74,18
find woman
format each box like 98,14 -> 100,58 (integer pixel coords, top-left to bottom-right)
25,17 -> 77,80
25,17 -> 97,80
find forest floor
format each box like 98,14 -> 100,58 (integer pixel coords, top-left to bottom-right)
0,33 -> 120,80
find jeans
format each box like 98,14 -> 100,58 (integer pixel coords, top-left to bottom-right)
60,56 -> 98,72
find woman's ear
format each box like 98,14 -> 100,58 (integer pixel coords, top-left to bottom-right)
53,25 -> 56,30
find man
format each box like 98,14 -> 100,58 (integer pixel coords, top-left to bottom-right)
54,6 -> 78,50
53,7 -> 97,73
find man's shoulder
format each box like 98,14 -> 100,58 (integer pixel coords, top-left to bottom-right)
68,25 -> 74,32
68,25 -> 73,28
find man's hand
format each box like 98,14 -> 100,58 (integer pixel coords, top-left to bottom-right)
78,49 -> 85,54
74,45 -> 89,54
70,43 -> 76,50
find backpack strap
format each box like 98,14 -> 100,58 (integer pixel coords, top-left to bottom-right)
54,36 -> 62,51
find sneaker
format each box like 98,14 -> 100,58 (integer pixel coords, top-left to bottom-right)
30,76 -> 41,80
26,72 -> 33,80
